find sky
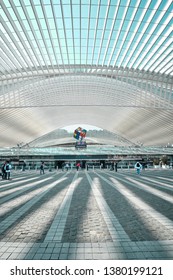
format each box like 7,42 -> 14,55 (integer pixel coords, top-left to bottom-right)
62,124 -> 103,132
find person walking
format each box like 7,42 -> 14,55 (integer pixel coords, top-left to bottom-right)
22,161 -> 26,171
1,161 -> 6,179
135,161 -> 142,174
65,163 -> 69,171
76,162 -> 80,171
40,161 -> 45,175
4,161 -> 12,180
115,162 -> 118,172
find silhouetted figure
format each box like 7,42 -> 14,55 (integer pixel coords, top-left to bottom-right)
4,161 -> 12,180
135,161 -> 142,174
76,162 -> 80,171
40,162 -> 45,175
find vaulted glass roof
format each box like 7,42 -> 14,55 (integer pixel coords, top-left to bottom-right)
0,0 -> 172,77
0,0 -> 173,150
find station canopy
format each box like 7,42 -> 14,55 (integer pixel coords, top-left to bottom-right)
0,0 -> 173,153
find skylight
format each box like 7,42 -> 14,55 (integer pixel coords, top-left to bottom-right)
0,0 -> 172,77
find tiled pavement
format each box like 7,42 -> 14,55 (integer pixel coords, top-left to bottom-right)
0,168 -> 173,260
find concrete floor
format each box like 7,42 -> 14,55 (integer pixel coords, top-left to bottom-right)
0,168 -> 173,260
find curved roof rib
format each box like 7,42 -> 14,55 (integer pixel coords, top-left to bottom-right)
0,0 -> 172,149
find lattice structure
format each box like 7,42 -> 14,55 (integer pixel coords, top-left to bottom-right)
0,0 -> 173,149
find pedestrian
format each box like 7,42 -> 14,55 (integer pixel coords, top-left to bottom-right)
65,163 -> 69,171
1,161 -> 6,179
135,161 -> 142,174
40,161 -> 45,175
4,160 -> 12,180
22,161 -> 26,171
115,162 -> 118,172
76,162 -> 80,171
110,162 -> 114,171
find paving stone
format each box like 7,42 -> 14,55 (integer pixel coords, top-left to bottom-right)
0,170 -> 173,260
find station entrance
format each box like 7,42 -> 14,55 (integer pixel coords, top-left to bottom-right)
0,153 -> 150,171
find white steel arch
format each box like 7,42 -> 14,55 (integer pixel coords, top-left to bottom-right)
0,0 -> 172,150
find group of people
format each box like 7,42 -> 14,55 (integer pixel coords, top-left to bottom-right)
61,161 -> 143,173
1,161 -> 12,180
1,160 -> 143,178
62,162 -> 81,171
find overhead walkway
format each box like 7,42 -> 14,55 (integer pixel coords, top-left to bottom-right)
0,169 -> 173,260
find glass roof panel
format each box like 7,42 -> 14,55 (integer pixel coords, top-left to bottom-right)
0,0 -> 173,148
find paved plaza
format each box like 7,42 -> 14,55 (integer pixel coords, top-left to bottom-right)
0,168 -> 173,260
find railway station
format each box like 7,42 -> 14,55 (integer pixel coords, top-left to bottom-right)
0,0 -> 173,260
